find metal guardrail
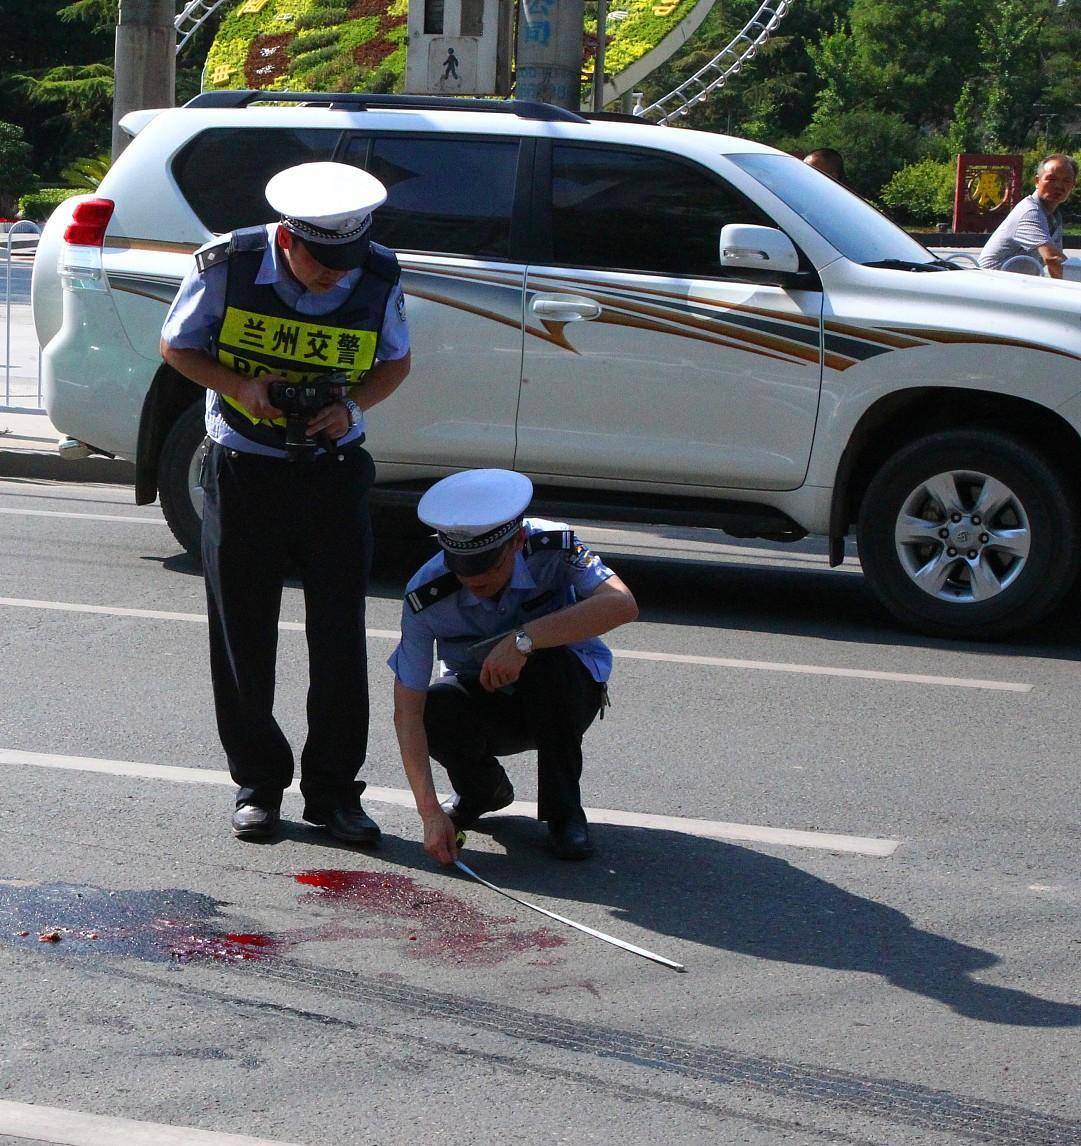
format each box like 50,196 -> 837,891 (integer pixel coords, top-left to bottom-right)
2,222 -> 43,413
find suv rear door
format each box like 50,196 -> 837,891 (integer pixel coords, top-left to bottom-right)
343,132 -> 528,474
516,143 -> 824,492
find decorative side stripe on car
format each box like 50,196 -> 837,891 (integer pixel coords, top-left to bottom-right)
104,253 -> 1081,370
887,326 -> 1081,362
106,272 -> 184,304
105,236 -> 200,254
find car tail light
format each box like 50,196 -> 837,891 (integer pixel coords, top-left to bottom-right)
63,198 -> 114,246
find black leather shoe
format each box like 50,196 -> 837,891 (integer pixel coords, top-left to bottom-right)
310,803 -> 382,846
547,810 -> 593,860
441,776 -> 515,830
231,803 -> 281,840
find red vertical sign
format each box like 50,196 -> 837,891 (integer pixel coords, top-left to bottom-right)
953,154 -> 1024,233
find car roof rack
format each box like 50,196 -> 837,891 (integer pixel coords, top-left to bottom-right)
581,111 -> 658,125
184,90 -> 589,123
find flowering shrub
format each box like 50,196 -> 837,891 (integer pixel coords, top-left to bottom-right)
204,0 -> 697,95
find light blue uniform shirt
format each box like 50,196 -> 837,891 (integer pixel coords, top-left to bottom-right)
388,518 -> 616,691
160,223 -> 410,457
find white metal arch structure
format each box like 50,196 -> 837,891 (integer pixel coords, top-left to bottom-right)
175,0 -> 233,54
637,0 -> 791,125
597,0 -> 718,108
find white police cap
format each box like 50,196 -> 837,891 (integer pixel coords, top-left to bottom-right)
418,469 -> 534,561
265,161 -> 387,247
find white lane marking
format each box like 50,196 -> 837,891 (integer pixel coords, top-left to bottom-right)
610,648 -> 1031,692
0,1098 -> 305,1146
0,596 -> 1032,692
0,748 -> 898,856
0,507 -> 164,525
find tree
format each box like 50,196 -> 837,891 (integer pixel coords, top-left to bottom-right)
0,1 -> 114,180
799,108 -> 920,198
0,121 -> 36,215
848,0 -> 982,126
979,1 -> 1049,150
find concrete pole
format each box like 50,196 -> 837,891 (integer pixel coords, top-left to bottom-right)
112,0 -> 176,160
515,0 -> 585,110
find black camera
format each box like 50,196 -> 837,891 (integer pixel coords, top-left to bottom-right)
268,373 -> 348,462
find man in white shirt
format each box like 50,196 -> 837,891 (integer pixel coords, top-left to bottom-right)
979,155 -> 1077,278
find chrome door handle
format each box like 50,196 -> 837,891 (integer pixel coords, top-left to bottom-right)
530,295 -> 602,321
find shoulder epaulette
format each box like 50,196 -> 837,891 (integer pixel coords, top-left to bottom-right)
193,235 -> 232,273
193,226 -> 267,273
524,529 -> 574,557
406,570 -> 460,613
365,243 -> 402,286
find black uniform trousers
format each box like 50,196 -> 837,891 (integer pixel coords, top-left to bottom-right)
201,440 -> 375,816
423,647 -> 605,823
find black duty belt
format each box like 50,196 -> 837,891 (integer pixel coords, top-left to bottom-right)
219,433 -> 367,464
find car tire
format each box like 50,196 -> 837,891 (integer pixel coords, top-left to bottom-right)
158,401 -> 209,560
857,429 -> 1080,638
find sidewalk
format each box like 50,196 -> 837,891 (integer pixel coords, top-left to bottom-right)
0,408 -> 135,484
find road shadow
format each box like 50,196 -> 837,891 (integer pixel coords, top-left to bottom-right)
154,532 -> 439,586
152,528 -> 1081,662
587,548 -> 1081,663
375,816 -> 1081,1029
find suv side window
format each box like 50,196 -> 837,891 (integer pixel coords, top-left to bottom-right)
172,128 -> 342,233
344,135 -> 519,259
549,144 -> 773,277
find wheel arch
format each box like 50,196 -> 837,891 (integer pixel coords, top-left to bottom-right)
135,362 -> 203,506
829,389 -> 1081,556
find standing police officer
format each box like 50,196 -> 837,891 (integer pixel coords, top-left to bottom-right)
389,469 -> 638,864
160,161 -> 411,844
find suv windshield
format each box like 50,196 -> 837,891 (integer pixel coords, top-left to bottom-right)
729,153 -> 936,267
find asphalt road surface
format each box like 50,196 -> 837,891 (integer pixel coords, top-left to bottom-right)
0,475 -> 1078,1145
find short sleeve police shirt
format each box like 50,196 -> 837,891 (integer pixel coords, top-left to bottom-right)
388,518 -> 616,691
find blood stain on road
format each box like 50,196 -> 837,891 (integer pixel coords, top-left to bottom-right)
295,869 -> 565,966
0,872 -> 564,970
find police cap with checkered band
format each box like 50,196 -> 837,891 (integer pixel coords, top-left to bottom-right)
265,162 -> 387,270
418,469 -> 534,575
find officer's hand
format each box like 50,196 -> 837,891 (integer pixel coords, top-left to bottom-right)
479,636 -> 527,693
230,375 -> 282,421
307,400 -> 351,442
421,808 -> 460,866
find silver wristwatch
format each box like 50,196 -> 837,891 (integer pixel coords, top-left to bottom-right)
514,629 -> 534,656
342,398 -> 360,427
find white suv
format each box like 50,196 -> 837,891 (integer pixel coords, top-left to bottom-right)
32,91 -> 1081,638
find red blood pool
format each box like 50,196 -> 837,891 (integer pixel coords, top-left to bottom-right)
294,869 -> 564,966
224,933 -> 275,947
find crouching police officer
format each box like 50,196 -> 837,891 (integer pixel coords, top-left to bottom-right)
160,162 -> 411,844
388,470 -> 638,864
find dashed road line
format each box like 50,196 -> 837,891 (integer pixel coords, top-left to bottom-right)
0,747 -> 899,856
0,1099 -> 304,1146
0,507 -> 164,525
0,596 -> 1033,692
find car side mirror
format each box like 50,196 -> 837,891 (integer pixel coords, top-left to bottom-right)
718,224 -> 800,274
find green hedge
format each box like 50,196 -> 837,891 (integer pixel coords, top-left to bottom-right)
18,187 -> 81,221
879,159 -> 955,227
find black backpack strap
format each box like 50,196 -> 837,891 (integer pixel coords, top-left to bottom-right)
406,570 -> 460,614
